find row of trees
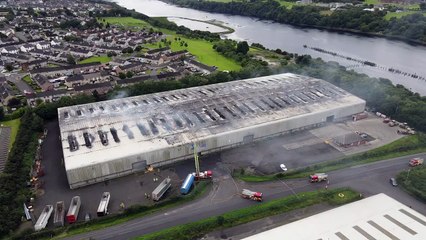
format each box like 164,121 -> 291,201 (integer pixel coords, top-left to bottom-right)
167,0 -> 426,43
0,110 -> 43,237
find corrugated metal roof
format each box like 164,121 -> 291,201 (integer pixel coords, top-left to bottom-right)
58,73 -> 365,170
243,193 -> 426,240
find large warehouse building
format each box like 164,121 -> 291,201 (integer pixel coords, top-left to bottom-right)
243,193 -> 426,240
58,73 -> 366,189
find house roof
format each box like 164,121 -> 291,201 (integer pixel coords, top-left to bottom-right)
73,82 -> 112,91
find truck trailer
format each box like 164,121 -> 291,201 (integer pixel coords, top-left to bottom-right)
309,173 -> 328,183
180,174 -> 194,195
34,205 -> 53,231
53,201 -> 65,227
152,177 -> 171,201
66,196 -> 81,223
192,170 -> 212,180
97,192 -> 111,217
409,158 -> 424,167
241,189 -> 263,202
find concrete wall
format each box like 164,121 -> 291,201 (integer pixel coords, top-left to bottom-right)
66,100 -> 365,189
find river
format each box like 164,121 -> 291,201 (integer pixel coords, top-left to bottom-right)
114,0 -> 426,95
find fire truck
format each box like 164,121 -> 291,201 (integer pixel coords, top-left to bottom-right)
241,189 -> 263,202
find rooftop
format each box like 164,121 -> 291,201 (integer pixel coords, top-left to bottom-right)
243,193 -> 426,240
58,73 -> 365,170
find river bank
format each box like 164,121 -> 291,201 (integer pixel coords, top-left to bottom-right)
166,17 -> 235,34
112,0 -> 426,95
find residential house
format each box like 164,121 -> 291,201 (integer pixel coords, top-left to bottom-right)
116,75 -> 151,87
119,62 -> 146,74
30,62 -> 103,78
69,47 -> 93,58
184,59 -> 217,74
146,47 -> 170,56
33,74 -> 54,91
26,89 -> 70,106
159,50 -> 188,63
73,82 -> 113,95
50,39 -> 61,46
65,71 -> 110,87
1,46 -> 19,54
20,44 -> 35,52
0,81 -> 14,106
36,41 -> 50,50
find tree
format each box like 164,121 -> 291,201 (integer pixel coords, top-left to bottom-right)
184,42 -> 188,47
67,54 -> 76,65
420,3 -> 426,11
236,41 -> 249,55
106,22 -> 110,28
134,45 -> 142,52
5,64 -> 13,72
0,106 -> 4,121
126,71 -> 134,78
7,97 -> 21,107
119,72 -> 126,79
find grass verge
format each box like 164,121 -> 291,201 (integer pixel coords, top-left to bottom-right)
397,166 -> 426,202
15,181 -> 212,240
0,118 -> 21,150
98,17 -> 151,29
136,188 -> 361,240
235,134 -> 426,182
150,36 -> 241,71
79,55 -> 111,64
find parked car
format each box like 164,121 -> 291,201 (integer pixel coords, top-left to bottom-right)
280,164 -> 288,171
389,178 -> 398,187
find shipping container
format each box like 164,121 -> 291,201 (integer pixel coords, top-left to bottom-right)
97,192 -> 110,217
180,174 -> 194,195
66,196 -> 81,223
152,177 -> 171,201
34,205 -> 53,231
53,201 -> 65,227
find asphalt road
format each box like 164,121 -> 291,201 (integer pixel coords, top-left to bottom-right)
6,73 -> 34,94
65,153 -> 425,240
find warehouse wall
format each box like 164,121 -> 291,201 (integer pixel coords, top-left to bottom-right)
67,100 -> 365,189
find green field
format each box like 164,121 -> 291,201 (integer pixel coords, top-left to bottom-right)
0,118 -> 21,150
364,0 -> 380,4
79,55 -> 111,64
169,37 -> 241,71
150,36 -> 241,71
98,17 -> 150,29
277,0 -> 297,9
385,11 -> 426,20
137,188 -> 361,240
397,166 -> 426,202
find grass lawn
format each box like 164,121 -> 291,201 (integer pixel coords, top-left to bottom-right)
147,40 -> 241,71
98,17 -> 151,29
397,166 -> 426,202
277,0 -> 297,9
47,63 -> 59,67
159,36 -> 241,71
22,75 -> 32,84
137,188 -> 361,240
385,11 -> 426,20
0,118 -> 21,150
79,55 -> 111,64
364,0 -> 380,4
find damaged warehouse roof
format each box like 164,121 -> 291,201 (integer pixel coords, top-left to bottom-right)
58,73 -> 365,187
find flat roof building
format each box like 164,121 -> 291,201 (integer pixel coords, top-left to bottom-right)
58,73 -> 366,189
243,193 -> 426,240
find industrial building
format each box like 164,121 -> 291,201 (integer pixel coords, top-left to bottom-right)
243,193 -> 426,240
58,73 -> 366,189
